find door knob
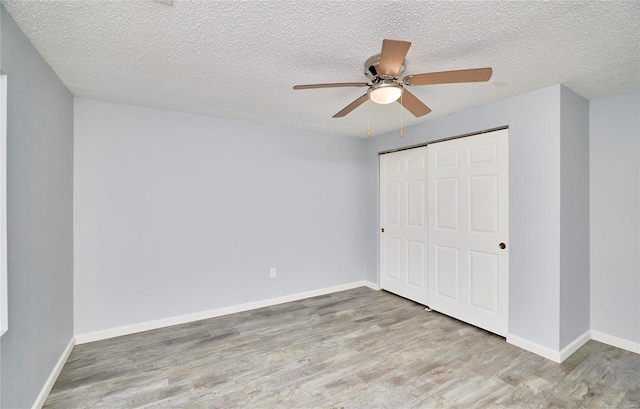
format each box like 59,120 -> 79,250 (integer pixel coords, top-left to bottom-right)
381,228 -> 385,233
499,243 -> 506,249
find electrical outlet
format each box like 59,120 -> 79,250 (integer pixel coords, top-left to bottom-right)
270,268 -> 276,278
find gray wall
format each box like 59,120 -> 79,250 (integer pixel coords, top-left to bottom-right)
590,91 -> 640,344
73,98 -> 367,335
365,85 -> 564,350
0,6 -> 74,409
559,86 -> 590,349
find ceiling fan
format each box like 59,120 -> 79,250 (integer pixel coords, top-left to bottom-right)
293,39 -> 492,118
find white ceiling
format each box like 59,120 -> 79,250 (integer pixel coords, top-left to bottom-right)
2,1 -> 639,137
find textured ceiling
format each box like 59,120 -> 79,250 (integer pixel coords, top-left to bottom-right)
2,0 -> 639,137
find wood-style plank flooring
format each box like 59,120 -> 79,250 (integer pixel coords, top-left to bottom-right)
44,288 -> 640,408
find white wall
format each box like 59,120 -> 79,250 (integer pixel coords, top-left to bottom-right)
74,98 -> 367,335
590,91 -> 640,346
365,85 -> 564,352
559,86 -> 590,349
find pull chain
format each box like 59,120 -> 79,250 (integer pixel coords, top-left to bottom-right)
367,110 -> 371,137
400,91 -> 404,137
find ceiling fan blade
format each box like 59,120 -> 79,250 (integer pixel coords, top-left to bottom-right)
333,94 -> 369,118
378,39 -> 411,77
293,82 -> 369,90
397,89 -> 431,117
404,67 -> 492,86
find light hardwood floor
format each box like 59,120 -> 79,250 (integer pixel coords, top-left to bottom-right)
44,288 -> 639,408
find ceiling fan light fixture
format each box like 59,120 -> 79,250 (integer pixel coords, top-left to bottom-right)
368,83 -> 402,104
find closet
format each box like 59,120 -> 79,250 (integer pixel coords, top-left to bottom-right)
380,128 -> 509,336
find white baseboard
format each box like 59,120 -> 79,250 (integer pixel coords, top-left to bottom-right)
364,280 -> 381,290
509,329 -> 637,363
32,336 -> 75,409
76,281 -> 370,344
559,330 -> 591,362
591,330 -> 640,354
507,333 -> 563,363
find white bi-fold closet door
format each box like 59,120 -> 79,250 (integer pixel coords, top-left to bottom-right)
380,129 -> 509,336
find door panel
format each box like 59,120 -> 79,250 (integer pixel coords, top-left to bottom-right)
384,182 -> 400,225
427,129 -> 509,336
407,240 -> 426,287
436,245 -> 460,301
469,175 -> 498,233
436,178 -> 460,230
407,181 -> 425,226
469,250 -> 498,312
384,236 -> 401,279
380,148 -> 428,305
436,149 -> 459,168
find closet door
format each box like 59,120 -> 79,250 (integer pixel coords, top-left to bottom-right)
379,148 -> 429,306
427,129 -> 509,336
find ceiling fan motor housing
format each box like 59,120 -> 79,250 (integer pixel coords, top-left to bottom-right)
364,54 -> 406,81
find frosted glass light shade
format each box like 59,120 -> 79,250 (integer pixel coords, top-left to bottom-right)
369,86 -> 402,104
